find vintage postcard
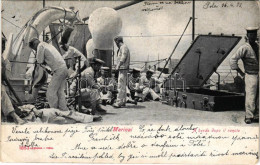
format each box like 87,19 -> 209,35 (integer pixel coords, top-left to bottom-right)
0,0 -> 259,164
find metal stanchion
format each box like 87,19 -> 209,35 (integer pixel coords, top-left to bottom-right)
76,56 -> 82,112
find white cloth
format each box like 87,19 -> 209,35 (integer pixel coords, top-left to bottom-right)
230,43 -> 258,74
63,46 -> 89,69
245,73 -> 259,118
39,108 -> 93,124
36,42 -> 66,71
140,76 -> 160,100
142,87 -> 160,100
97,77 -> 114,101
116,70 -> 127,103
46,67 -> 69,111
117,43 -> 130,70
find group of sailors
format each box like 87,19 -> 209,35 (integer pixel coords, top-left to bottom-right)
1,35 -> 164,124
30,36 -> 164,115
3,25 -> 258,125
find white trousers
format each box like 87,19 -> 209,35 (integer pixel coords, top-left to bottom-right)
245,73 -> 259,118
142,87 -> 160,100
46,67 -> 69,111
116,70 -> 127,104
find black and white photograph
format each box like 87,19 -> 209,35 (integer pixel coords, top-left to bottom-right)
0,0 -> 259,164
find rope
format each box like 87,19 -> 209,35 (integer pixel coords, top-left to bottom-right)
221,71 -> 232,83
2,17 -> 22,29
47,29 -> 63,44
209,79 -> 216,84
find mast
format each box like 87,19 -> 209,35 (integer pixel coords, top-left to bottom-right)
192,0 -> 195,41
43,0 -> 46,41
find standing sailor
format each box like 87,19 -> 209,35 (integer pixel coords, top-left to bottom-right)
113,36 -> 130,108
29,38 -> 69,111
230,27 -> 259,124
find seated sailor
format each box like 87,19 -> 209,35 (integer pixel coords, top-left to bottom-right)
126,68 -> 143,104
97,67 -> 116,105
140,69 -> 161,101
70,58 -> 106,115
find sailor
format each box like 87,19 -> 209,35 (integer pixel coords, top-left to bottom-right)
97,67 -> 115,104
1,37 -> 26,125
60,43 -> 89,77
25,64 -> 48,101
140,69 -> 161,101
113,36 -> 130,108
127,68 -> 143,103
70,58 -> 107,115
230,27 -> 259,124
22,106 -> 102,124
29,38 -> 69,111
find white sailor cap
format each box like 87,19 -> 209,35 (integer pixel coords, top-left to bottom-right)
90,58 -> 105,65
132,68 -> 141,72
101,66 -> 110,71
146,69 -> 155,74
246,27 -> 259,33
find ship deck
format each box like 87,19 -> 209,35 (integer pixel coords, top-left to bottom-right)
89,101 -> 258,126
1,101 -> 258,126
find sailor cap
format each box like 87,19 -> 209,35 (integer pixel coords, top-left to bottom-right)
246,27 -> 259,33
90,58 -> 105,65
101,66 -> 110,71
132,68 -> 141,72
146,69 -> 155,74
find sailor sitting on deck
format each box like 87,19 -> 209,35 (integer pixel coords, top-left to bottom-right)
70,58 -> 107,115
140,69 -> 161,101
60,43 -> 89,77
126,68 -> 143,104
97,67 -> 117,105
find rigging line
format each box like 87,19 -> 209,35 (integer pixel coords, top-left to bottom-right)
130,58 -> 167,64
121,34 -> 245,38
209,79 -> 216,84
221,71 -> 232,82
121,34 -> 197,38
47,29 -> 63,44
2,17 -> 22,29
131,58 -> 167,63
159,17 -> 193,79
152,59 -> 167,67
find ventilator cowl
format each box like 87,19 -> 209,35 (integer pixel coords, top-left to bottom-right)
88,7 -> 122,50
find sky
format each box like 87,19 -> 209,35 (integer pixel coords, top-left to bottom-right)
1,0 -> 260,69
